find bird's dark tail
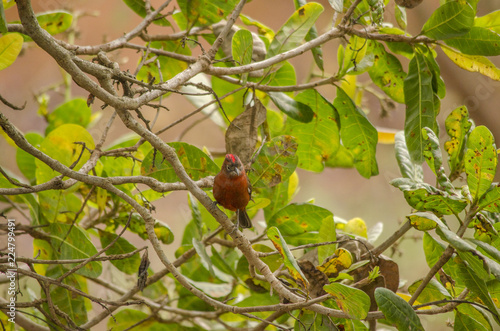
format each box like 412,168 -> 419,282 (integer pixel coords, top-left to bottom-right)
237,209 -> 252,229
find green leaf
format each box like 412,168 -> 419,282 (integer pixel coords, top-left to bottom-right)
14,11 -> 73,42
42,266 -> 88,326
375,287 -> 424,330
48,223 -> 102,278
21,194 -> 42,226
294,311 -> 337,331
328,0 -> 343,12
323,283 -> 370,319
211,77 -> 246,122
2,0 -> 15,10
422,47 -> 446,99
181,219 -> 201,246
325,144 -> 354,168
267,226 -> 309,288
488,279 -> 500,312
422,128 -> 455,193
35,124 -> 94,222
444,105 -> 472,179
455,248 -> 500,283
284,90 -> 340,172
441,45 -> 500,81
333,87 -> 378,178
395,5 -> 407,31
293,0 -> 324,71
36,11 -> 73,36
177,0 -> 238,27
479,186 -> 500,212
36,125 -> 94,182
407,212 -> 446,231
391,178 -> 467,215
0,33 -> 23,70
239,14 -> 275,42
264,61 -> 297,89
394,131 -> 423,182
404,50 -> 438,164
421,2 -> 474,40
0,1 -> 7,33
141,142 -> 219,182
249,135 -> 298,188
192,238 -> 215,277
423,232 -> 446,268
368,40 -> 406,104
455,310 -> 490,331
211,246 -> 238,279
341,0 -> 371,25
408,278 -> 450,304
437,228 -> 476,253
46,98 -> 92,134
267,3 -> 324,59
263,174 -> 298,221
455,257 -> 500,324
338,35 -> 371,76
456,304 -> 493,331
112,213 -> 174,245
16,132 -> 43,183
465,126 -> 497,202
152,219 -> 174,245
188,193 -> 203,238
137,40 -> 191,84
445,27 -> 500,56
252,244 -> 284,273
318,215 -> 336,265
475,10 -> 500,33
268,203 -> 333,245
379,27 -> 414,59
122,0 -> 171,26
268,92 -> 314,123
231,29 -> 253,84
469,238 -> 500,265
108,309 -> 156,330
98,230 -> 141,275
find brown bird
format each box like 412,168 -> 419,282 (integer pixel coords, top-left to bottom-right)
213,154 -> 252,229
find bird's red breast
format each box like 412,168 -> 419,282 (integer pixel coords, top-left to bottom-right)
213,154 -> 251,211
213,169 -> 250,211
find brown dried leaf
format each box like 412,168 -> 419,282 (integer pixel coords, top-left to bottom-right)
298,260 -> 329,298
225,99 -> 266,166
378,255 -> 399,292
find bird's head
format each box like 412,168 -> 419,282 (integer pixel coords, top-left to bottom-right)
222,154 -> 244,178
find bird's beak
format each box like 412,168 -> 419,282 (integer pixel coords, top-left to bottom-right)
234,167 -> 240,176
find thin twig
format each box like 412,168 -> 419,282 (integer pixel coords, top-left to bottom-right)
57,213 -> 133,282
0,93 -> 26,110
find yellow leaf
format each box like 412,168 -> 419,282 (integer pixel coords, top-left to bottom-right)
344,217 -> 368,238
441,45 -> 500,81
0,126 -> 17,147
377,127 -> 398,144
288,171 -> 299,199
397,293 -> 429,310
317,248 -> 353,276
341,75 -> 357,99
0,33 -> 23,71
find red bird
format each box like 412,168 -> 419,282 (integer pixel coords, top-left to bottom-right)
213,154 -> 252,229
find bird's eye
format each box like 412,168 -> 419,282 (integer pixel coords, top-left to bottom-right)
226,165 -> 231,171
